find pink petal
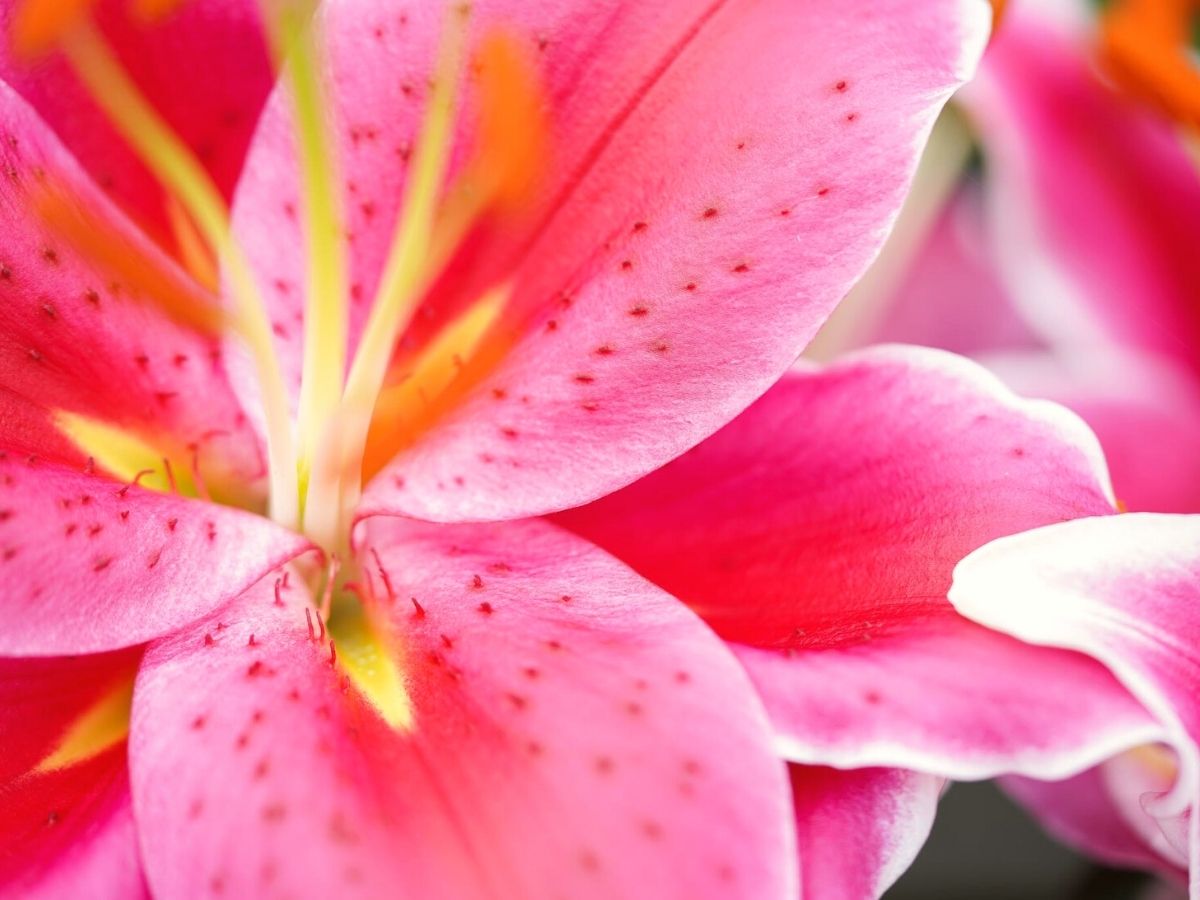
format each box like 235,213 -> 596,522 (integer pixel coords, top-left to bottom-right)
988,352 -> 1200,514
557,346 -> 1158,777
791,765 -> 941,900
0,453 -> 310,655
231,0 -> 990,521
0,77 -> 266,484
0,651 -> 148,899
0,0 -> 273,247
131,520 -> 795,899
949,514 -> 1200,889
859,182 -> 1041,358
1004,768 -> 1185,878
962,9 -> 1200,376
1,748 -> 146,899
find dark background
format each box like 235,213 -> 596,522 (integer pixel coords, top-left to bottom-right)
886,782 -> 1179,899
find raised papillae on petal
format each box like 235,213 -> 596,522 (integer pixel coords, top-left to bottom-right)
558,347 -> 1159,779
0,450 -> 311,655
228,0 -> 991,526
950,514 -> 1200,887
0,650 -> 148,898
130,521 -> 795,899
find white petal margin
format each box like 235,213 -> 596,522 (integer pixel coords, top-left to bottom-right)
948,514 -> 1199,895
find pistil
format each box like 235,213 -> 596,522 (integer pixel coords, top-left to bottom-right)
267,4 -> 349,509
301,9 -> 471,552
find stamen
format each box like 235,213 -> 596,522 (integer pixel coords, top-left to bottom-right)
162,456 -> 179,494
164,194 -> 219,291
11,0 -> 94,59
302,8 -> 470,550
36,677 -> 134,772
267,3 -> 349,498
58,21 -> 300,527
318,554 -> 341,622
189,445 -> 212,502
33,180 -> 226,334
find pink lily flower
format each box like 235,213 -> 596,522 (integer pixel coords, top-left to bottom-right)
815,0 -> 1200,888
555,344 -> 1161,897
0,0 -> 990,896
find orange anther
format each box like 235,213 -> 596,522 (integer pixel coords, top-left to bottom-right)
131,0 -> 185,21
12,0 -> 95,58
472,30 -> 548,211
1099,0 -> 1200,129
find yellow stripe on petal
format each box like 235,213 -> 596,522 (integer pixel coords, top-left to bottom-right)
328,596 -> 413,731
55,410 -> 196,496
363,283 -> 508,479
37,677 -> 134,772
11,0 -> 95,59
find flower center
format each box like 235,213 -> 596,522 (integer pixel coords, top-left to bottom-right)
17,0 -> 546,556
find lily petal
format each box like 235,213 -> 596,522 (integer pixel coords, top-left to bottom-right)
0,0 -> 272,247
230,0 -> 990,521
0,76 -> 266,485
985,351 -> 1200,514
131,520 -> 796,899
0,651 -> 147,899
1003,767 -> 1185,879
557,346 -> 1159,778
949,513 -> 1200,891
962,7 -> 1200,376
0,452 -> 311,655
791,765 -> 941,900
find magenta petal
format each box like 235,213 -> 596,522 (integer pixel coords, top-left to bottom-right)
0,78 -> 266,483
559,346 -> 1157,777
0,454 -> 310,655
130,520 -> 795,899
791,765 -> 941,900
233,0 -> 990,521
963,10 -> 1200,376
950,514 -> 1200,886
0,652 -> 147,899
1003,768 -> 1186,879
